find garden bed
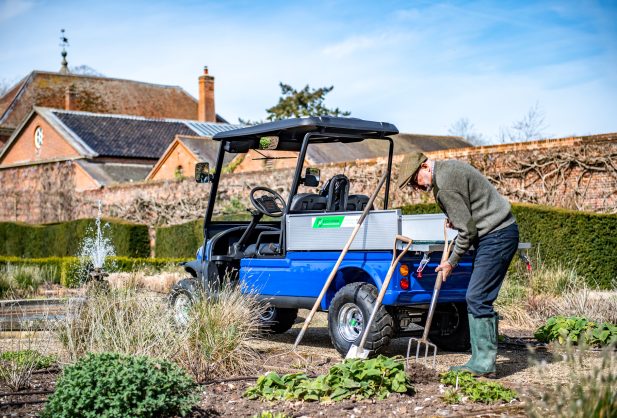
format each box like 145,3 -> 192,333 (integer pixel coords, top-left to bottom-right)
3,310 -> 614,417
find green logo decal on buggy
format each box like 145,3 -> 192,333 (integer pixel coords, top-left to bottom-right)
312,215 -> 346,228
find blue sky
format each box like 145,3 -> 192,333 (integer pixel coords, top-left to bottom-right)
0,0 -> 616,141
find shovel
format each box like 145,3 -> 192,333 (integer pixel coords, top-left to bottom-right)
406,220 -> 454,368
346,234 -> 413,359
293,171 -> 388,351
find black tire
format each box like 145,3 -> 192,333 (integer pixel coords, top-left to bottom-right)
259,306 -> 298,334
169,278 -> 201,327
427,302 -> 471,352
328,282 -> 394,357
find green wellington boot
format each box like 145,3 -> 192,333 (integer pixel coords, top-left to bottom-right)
449,315 -> 497,378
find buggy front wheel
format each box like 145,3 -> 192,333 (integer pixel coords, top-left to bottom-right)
169,278 -> 201,327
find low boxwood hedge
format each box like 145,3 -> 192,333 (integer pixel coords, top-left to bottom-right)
399,203 -> 617,289
0,219 -> 150,258
155,220 -> 203,259
0,256 -> 189,287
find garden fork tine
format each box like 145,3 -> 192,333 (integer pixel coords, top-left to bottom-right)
406,220 -> 454,369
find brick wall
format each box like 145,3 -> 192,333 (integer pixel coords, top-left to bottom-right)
1,134 -> 615,225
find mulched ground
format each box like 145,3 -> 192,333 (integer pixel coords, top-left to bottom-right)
0,353 -> 526,418
0,367 -> 526,418
0,310 -> 600,417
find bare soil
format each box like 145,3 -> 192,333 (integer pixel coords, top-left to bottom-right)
0,310 -> 610,417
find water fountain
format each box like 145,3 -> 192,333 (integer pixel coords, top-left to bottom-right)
79,201 -> 115,288
0,201 -> 116,330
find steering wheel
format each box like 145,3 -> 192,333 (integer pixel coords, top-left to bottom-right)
249,186 -> 287,218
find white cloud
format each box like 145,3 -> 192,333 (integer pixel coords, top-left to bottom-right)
0,0 -> 35,22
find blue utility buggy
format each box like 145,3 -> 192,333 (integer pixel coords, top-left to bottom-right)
169,117 -> 527,357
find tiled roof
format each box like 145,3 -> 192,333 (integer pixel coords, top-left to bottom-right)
53,111 -> 195,159
178,136 -> 236,165
76,160 -> 153,185
47,109 -> 242,159
0,70 -> 225,129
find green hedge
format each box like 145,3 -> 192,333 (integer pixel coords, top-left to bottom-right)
0,256 -> 189,287
0,219 -> 150,258
155,220 -> 203,259
400,203 -> 617,288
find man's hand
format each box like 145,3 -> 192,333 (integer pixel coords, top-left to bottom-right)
445,218 -> 454,229
435,261 -> 453,282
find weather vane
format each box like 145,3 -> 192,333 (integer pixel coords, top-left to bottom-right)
59,28 -> 70,74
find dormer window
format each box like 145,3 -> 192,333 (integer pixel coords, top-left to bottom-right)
34,126 -> 44,150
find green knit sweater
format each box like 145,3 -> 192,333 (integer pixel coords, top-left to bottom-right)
432,160 -> 515,266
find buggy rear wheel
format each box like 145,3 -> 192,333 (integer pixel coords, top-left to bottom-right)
427,302 -> 471,352
259,306 -> 298,334
328,282 -> 394,357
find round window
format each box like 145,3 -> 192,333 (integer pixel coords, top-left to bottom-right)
34,126 -> 44,149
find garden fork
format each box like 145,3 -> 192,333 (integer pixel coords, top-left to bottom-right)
406,220 -> 454,369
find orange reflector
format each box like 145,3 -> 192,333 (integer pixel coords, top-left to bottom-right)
399,264 -> 409,276
400,277 -> 410,290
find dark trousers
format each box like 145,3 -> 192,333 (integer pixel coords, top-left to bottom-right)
466,222 -> 519,318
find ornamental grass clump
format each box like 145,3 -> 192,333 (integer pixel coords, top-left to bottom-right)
57,285 -> 183,362
42,352 -> 199,418
244,355 -> 412,402
177,283 -> 262,381
527,345 -> 616,418
0,263 -> 56,298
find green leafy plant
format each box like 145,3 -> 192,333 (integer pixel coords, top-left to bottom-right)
0,349 -> 57,391
42,352 -> 198,418
440,371 -> 517,404
252,412 -> 289,418
443,387 -> 463,404
244,355 -> 412,402
0,349 -> 56,370
535,316 -> 617,346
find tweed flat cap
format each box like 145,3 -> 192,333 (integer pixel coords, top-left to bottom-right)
397,152 -> 428,189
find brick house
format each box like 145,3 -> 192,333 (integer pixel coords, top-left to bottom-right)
0,108 -> 239,190
0,66 -> 223,147
147,135 -> 238,181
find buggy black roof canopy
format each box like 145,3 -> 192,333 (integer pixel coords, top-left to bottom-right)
212,117 -> 399,144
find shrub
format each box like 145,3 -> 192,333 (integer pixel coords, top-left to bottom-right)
42,352 -> 199,418
244,355 -> 412,402
0,349 -> 57,391
155,220 -> 203,258
440,370 -> 517,404
155,215 -> 277,258
534,316 -> 617,347
0,349 -> 56,369
178,283 -> 262,381
511,204 -> 617,289
0,218 -> 150,258
57,287 -> 183,362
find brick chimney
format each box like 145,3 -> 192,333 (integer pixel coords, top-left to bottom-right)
198,66 -> 215,122
65,86 -> 77,110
